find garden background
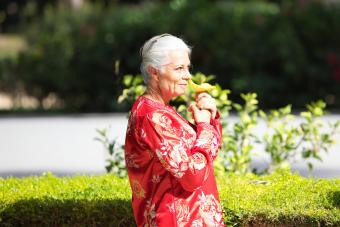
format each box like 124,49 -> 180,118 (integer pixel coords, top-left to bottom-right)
0,0 -> 340,226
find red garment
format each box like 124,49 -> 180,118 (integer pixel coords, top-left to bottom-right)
125,96 -> 225,227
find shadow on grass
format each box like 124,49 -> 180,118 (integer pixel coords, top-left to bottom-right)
331,190 -> 340,208
0,197 -> 135,227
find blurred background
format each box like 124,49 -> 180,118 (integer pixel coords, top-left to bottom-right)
0,0 -> 339,177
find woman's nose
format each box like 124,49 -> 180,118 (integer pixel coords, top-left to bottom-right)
183,70 -> 191,80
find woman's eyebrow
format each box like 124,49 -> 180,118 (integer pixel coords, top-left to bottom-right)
173,63 -> 191,67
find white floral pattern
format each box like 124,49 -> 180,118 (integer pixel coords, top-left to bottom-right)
156,145 -> 189,178
166,203 -> 175,213
196,129 -> 214,148
189,153 -> 207,171
176,199 -> 191,227
144,200 -> 157,227
194,127 -> 220,160
151,174 -> 161,184
191,219 -> 203,227
197,192 -> 223,226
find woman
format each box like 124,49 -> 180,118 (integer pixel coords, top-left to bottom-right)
125,34 -> 224,227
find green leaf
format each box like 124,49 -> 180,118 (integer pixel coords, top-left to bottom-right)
280,105 -> 291,115
96,128 -> 107,137
132,75 -> 144,86
259,110 -> 267,119
307,162 -> 313,171
302,150 -> 312,158
123,74 -> 133,86
233,103 -> 242,111
300,111 -> 312,119
108,143 -> 115,155
93,137 -> 104,143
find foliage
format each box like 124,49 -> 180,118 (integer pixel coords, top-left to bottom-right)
300,101 -> 340,167
118,73 -> 340,175
221,93 -> 259,174
0,35 -> 27,60
0,171 -> 339,226
0,0 -> 339,112
117,74 -> 145,105
94,127 -> 127,178
218,170 -> 340,226
261,100 -> 340,172
0,172 -> 134,226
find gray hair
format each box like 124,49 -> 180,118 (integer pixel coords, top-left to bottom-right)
140,34 -> 191,84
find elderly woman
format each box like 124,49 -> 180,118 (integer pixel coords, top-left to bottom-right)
125,34 -> 224,227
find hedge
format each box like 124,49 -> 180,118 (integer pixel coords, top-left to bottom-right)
1,171 -> 339,226
0,173 -> 134,226
1,0 -> 339,112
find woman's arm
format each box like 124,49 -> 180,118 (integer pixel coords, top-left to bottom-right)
141,110 -> 221,191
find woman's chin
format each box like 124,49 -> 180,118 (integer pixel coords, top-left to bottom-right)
174,91 -> 185,97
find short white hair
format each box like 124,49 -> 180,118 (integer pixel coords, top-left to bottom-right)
140,34 -> 191,84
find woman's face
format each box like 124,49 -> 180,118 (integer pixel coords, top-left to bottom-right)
157,50 -> 191,100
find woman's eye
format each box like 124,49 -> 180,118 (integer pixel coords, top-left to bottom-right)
175,67 -> 183,71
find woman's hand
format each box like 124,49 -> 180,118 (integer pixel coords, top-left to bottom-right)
188,103 -> 211,123
196,93 -> 217,119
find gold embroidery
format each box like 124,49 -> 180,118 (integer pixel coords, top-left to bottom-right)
131,180 -> 145,199
125,153 -> 139,168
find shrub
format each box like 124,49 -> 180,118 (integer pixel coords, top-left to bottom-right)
0,172 -> 134,226
218,170 -> 340,226
94,127 -> 127,178
0,171 -> 339,226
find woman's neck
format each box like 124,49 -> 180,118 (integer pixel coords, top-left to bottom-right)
144,87 -> 169,105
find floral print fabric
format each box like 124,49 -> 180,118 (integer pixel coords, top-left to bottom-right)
125,96 -> 225,227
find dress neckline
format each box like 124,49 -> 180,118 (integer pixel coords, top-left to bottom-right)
140,95 -> 175,111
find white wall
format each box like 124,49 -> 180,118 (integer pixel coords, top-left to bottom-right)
0,113 -> 339,178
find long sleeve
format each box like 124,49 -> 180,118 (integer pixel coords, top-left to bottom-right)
141,110 -> 221,192
211,111 -> 223,141
192,120 -> 221,163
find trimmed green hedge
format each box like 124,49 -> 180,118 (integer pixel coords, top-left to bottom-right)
219,172 -> 340,226
1,171 -> 339,226
0,173 -> 134,226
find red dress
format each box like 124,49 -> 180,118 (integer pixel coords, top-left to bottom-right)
125,96 -> 225,227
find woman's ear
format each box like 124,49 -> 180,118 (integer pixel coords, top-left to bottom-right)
147,65 -> 160,81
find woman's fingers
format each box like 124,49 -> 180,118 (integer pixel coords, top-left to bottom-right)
196,93 -> 215,107
189,103 -> 211,123
196,92 -> 211,102
196,95 -> 217,119
188,103 -> 198,113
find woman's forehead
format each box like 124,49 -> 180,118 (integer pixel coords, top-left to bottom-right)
167,50 -> 190,65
